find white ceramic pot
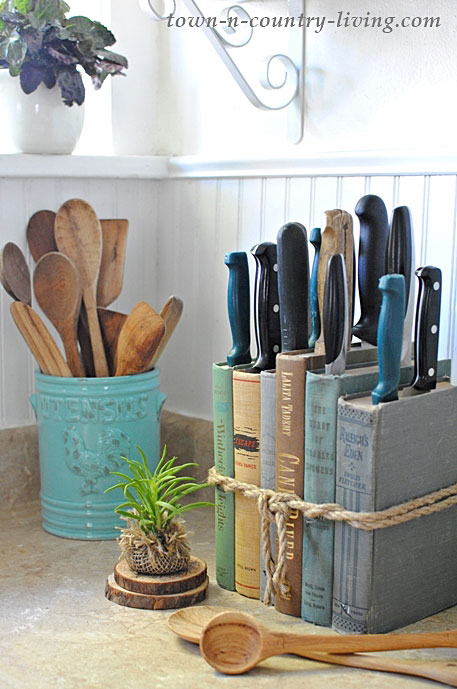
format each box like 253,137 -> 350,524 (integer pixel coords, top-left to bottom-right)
0,70 -> 85,154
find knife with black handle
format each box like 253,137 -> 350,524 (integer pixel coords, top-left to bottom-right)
308,227 -> 321,349
323,253 -> 348,375
353,195 -> 390,346
251,242 -> 281,371
224,251 -> 251,367
410,266 -> 442,392
371,274 -> 405,405
386,205 -> 415,365
277,222 -> 309,352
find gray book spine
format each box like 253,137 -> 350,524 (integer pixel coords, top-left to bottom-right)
260,370 -> 276,603
332,377 -> 457,634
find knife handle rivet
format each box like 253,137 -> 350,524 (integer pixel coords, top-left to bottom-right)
431,324 -> 438,334
273,304 -> 279,313
428,367 -> 435,377
273,263 -> 278,272
433,281 -> 440,291
273,344 -> 280,353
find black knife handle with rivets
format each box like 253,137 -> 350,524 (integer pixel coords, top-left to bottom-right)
323,253 -> 348,375
386,206 -> 413,315
353,195 -> 390,346
412,266 -> 442,392
251,242 -> 281,371
277,222 -> 309,352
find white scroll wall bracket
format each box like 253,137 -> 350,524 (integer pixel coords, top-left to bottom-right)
139,0 -> 306,143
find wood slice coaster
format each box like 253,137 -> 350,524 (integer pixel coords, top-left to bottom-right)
105,573 -> 209,610
114,556 -> 207,595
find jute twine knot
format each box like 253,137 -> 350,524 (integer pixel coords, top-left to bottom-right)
208,466 -> 457,606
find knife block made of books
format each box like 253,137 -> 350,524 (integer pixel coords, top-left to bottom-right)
333,380 -> 457,635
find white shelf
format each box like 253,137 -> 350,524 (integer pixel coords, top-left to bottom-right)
0,149 -> 456,180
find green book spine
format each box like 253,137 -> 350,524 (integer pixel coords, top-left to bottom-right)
302,364 -> 413,626
212,362 -> 235,591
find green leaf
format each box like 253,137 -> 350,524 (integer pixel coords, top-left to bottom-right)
90,20 -> 114,49
33,0 -> 61,23
65,14 -> 93,36
97,48 -> 127,69
13,0 -> 31,12
115,509 -> 140,521
6,34 -> 26,66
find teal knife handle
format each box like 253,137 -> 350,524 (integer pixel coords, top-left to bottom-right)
308,227 -> 321,348
225,251 -> 251,367
371,274 -> 405,405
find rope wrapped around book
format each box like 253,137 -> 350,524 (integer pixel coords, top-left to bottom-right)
208,466 -> 457,606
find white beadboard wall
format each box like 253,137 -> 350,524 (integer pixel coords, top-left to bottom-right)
1,167 -> 456,427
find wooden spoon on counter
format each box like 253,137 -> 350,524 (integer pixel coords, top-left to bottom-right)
148,296 -> 183,369
97,219 -> 129,308
200,610 -> 457,676
10,302 -> 71,377
54,199 -> 109,377
0,242 -> 31,304
98,307 -> 127,375
168,607 -> 457,686
115,301 -> 165,376
26,210 -> 57,262
33,252 -> 85,377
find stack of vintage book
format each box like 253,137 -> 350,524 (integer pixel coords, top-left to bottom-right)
212,194 -> 457,634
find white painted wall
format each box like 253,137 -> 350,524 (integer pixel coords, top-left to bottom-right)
111,0 -> 457,156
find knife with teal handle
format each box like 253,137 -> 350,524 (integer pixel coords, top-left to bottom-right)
308,227 -> 321,349
224,251 -> 251,367
371,274 -> 405,405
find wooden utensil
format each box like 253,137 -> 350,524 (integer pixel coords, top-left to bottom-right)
0,242 -> 31,304
98,307 -> 127,375
54,199 -> 109,377
10,301 -> 71,377
115,301 -> 165,376
168,606 -> 457,686
200,610 -> 457,676
0,250 -> 16,300
33,252 -> 85,377
97,219 -> 129,307
26,210 -> 57,262
148,296 -> 183,369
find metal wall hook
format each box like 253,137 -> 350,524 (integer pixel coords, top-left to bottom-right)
139,0 -> 305,143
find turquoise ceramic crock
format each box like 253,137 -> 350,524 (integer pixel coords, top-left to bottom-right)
31,369 -> 166,540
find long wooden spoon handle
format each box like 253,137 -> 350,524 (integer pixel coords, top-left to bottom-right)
84,290 -> 109,377
271,628 -> 457,656
306,651 -> 457,687
10,302 -> 71,377
61,329 -> 85,377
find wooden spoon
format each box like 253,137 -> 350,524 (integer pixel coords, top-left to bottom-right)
148,296 -> 183,369
97,219 -> 129,307
115,301 -> 165,377
0,249 -> 17,300
168,606 -> 457,685
200,610 -> 457,676
33,252 -> 85,377
26,210 -> 57,262
98,307 -> 127,375
0,242 -> 31,304
54,199 -> 109,377
10,302 -> 71,377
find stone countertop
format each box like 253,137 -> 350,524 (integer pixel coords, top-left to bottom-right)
2,503 -> 457,689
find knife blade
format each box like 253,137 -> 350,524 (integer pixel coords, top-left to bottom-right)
410,266 -> 442,392
224,251 -> 252,367
353,195 -> 390,346
277,222 -> 309,352
386,205 -> 415,366
251,242 -> 281,371
315,209 -> 353,353
308,227 -> 321,349
371,274 -> 405,405
323,253 -> 349,375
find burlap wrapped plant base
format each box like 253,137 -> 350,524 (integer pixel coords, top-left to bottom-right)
118,517 -> 191,575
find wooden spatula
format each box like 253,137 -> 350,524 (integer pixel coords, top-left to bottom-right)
115,301 -> 165,377
97,219 -> 129,307
26,210 -> 57,262
148,296 -> 183,368
54,199 -> 109,377
10,301 -> 71,377
98,307 -> 127,375
33,252 -> 85,377
1,242 -> 32,304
